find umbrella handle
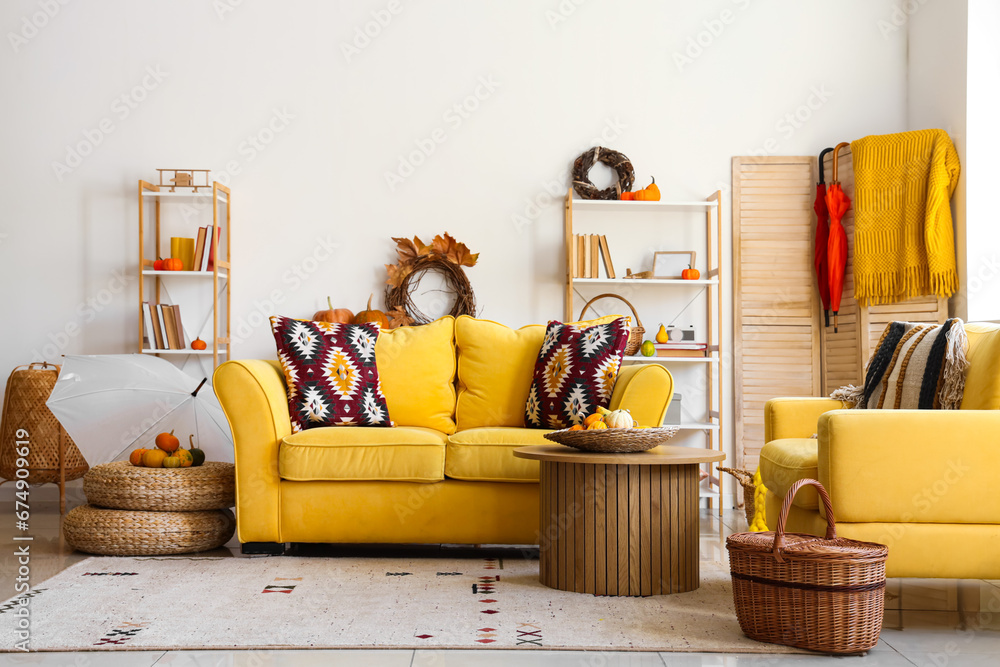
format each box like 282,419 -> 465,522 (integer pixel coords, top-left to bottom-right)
831,142 -> 849,182
818,147 -> 834,184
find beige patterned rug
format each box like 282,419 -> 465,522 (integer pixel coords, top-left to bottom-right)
0,556 -> 799,653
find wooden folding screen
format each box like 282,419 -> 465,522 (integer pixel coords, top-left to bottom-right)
733,152 -> 949,475
732,157 -> 822,472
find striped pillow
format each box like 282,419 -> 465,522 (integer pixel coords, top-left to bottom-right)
838,319 -> 969,410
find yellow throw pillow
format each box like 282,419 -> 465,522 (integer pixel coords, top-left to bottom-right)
454,314 -> 621,430
376,316 -> 457,434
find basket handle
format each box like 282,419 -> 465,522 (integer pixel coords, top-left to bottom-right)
772,478 -> 836,562
577,293 -> 643,329
718,466 -> 754,490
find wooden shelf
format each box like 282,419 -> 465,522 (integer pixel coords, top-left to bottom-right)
574,277 -> 718,285
141,349 -> 223,356
142,190 -> 228,203
623,355 -> 718,363
672,422 -> 721,431
142,270 -> 228,279
570,199 -> 714,212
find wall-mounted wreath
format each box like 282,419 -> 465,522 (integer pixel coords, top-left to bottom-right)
384,234 -> 479,326
572,146 -> 635,200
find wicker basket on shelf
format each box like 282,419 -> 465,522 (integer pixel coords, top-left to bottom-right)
544,426 -> 678,453
726,478 -> 888,654
578,293 -> 644,356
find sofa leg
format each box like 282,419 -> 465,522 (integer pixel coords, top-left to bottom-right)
241,542 -> 286,556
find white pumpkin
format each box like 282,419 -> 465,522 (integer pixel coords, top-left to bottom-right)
603,409 -> 635,429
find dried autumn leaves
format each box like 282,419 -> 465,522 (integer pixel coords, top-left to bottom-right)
383,233 -> 479,326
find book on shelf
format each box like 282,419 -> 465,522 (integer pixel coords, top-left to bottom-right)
192,227 -> 207,272
598,235 -> 615,279
148,303 -> 165,350
141,302 -> 153,349
161,306 -> 179,349
653,342 -> 708,358
206,225 -> 222,271
170,304 -> 184,348
590,235 -> 599,278
199,225 -> 213,271
582,235 -> 591,278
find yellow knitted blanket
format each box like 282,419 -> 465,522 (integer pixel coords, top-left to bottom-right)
850,129 -> 961,306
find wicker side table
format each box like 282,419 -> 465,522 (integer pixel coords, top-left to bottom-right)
64,461 -> 236,556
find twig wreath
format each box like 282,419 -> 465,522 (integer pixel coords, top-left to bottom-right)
572,146 -> 635,200
384,234 -> 479,326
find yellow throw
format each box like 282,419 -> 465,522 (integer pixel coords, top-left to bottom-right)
850,129 -> 961,306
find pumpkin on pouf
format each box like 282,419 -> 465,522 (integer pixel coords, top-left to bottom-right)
312,297 -> 354,324
354,294 -> 390,328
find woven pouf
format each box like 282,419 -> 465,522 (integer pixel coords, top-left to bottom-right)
83,461 -> 235,511
63,505 -> 235,556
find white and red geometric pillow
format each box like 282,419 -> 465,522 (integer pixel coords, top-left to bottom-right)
524,318 -> 630,429
269,316 -> 392,431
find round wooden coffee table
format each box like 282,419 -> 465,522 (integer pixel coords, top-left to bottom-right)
514,444 -> 725,597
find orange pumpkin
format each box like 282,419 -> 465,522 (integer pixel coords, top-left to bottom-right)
620,191 -> 634,201
354,294 -> 390,328
313,297 -> 354,324
191,337 -> 207,350
129,448 -> 147,466
155,430 -> 179,452
162,257 -> 184,271
153,258 -> 165,270
681,265 -> 700,280
634,176 -> 661,202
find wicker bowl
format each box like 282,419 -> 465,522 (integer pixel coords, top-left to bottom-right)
83,461 -> 235,511
63,505 -> 235,556
544,426 -> 679,453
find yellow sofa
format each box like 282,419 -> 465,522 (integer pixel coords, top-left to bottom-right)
214,315 -> 674,554
759,322 -> 1000,578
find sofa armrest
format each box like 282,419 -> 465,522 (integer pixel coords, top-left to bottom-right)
213,359 -> 290,543
610,364 -> 674,427
765,397 -> 845,442
818,409 -> 1000,524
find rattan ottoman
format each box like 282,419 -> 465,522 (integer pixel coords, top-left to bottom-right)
64,461 -> 236,556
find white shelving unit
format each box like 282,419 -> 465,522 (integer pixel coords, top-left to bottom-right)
564,188 -> 726,513
138,180 -> 232,369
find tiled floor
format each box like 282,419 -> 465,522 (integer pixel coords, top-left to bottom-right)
1,502 -> 998,665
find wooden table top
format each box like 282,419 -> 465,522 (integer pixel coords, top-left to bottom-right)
513,444 -> 726,466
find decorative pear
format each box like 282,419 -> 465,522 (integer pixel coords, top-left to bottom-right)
655,324 -> 669,344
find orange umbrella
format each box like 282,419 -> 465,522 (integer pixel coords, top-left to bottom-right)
825,142 -> 852,332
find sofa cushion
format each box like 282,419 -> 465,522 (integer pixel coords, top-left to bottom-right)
280,426 -> 447,482
376,316 -> 456,434
961,322 -> 1000,409
270,316 -> 391,431
759,438 -> 820,510
455,315 -> 622,431
445,428 -> 550,482
525,318 -> 629,428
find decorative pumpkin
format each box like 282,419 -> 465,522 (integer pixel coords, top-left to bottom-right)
634,176 -> 661,202
620,191 -> 635,201
153,258 -> 164,270
583,413 -> 604,427
191,338 -> 207,350
141,448 -> 168,468
174,448 -> 194,468
586,421 -> 608,430
162,455 -> 182,469
313,297 -> 354,324
129,448 -> 147,466
568,424 -> 584,431
604,409 -> 636,429
162,257 -> 184,271
354,294 -> 389,328
681,265 -> 700,280
188,435 -> 206,467
155,430 -> 179,452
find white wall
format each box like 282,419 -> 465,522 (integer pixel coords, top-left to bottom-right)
0,0 -> 909,503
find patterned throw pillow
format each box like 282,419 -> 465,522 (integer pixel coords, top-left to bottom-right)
524,318 -> 630,428
270,316 -> 391,432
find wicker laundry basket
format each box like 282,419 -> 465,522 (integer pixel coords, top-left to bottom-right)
0,363 -> 88,512
726,479 -> 888,654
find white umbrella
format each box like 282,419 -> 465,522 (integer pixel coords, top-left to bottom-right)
46,355 -> 233,465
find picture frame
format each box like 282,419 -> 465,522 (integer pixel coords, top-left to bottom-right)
652,251 -> 696,279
